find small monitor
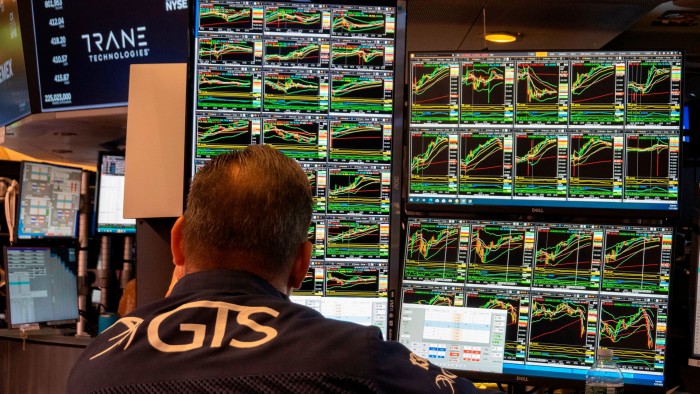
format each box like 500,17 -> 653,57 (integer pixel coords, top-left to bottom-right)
4,246 -> 79,327
16,161 -> 83,240
94,153 -> 136,234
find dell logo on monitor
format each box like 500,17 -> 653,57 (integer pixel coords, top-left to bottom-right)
532,208 -> 544,213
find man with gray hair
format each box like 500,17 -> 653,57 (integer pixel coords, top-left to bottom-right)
67,145 -> 488,393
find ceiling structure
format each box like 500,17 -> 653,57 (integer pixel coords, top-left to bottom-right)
2,0 -> 699,168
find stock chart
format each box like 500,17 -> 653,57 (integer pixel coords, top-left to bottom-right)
515,62 -> 568,126
459,131 -> 512,196
568,133 -> 623,200
407,51 -> 682,214
467,224 -> 532,286
410,131 -> 458,194
527,295 -> 595,365
192,0 -> 399,338
400,218 -> 671,385
460,63 -> 513,125
533,226 -> 601,290
329,118 -> 392,162
404,221 -> 465,282
411,62 -> 457,124
514,133 -> 567,198
196,115 -> 258,157
465,290 -> 529,362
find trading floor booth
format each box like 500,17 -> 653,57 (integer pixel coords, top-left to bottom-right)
2,0 -> 700,393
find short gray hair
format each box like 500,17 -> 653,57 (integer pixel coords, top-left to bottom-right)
182,145 -> 312,279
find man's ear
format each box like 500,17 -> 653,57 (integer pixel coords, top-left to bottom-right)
166,216 -> 187,297
171,216 -> 186,268
289,241 -> 312,290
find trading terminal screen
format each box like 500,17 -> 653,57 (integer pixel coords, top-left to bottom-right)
407,51 -> 682,215
190,0 -> 403,338
4,246 -> 79,327
95,154 -> 136,234
16,162 -> 82,240
399,217 -> 671,387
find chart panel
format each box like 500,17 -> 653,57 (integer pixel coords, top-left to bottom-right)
458,130 -> 513,197
626,58 -> 682,128
196,113 -> 261,158
568,132 -> 623,201
467,222 -> 534,287
465,287 -> 529,362
513,132 -> 568,199
329,117 -> 392,163
515,61 -> 568,126
533,224 -> 603,291
602,227 -> 672,295
569,60 -> 624,126
624,133 -> 679,203
460,61 -> 514,125
409,130 -> 459,197
527,293 -> 598,367
197,66 -> 262,111
404,219 -> 467,283
262,116 -> 328,161
410,62 -> 459,124
598,296 -> 667,374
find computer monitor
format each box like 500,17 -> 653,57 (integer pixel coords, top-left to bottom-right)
16,161 -> 83,240
28,0 -> 189,112
3,246 -> 79,328
406,50 -> 683,218
0,0 -> 31,126
399,217 -> 672,390
188,0 -> 407,339
94,152 -> 136,234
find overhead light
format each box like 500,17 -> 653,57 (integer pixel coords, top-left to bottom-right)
484,32 -> 520,43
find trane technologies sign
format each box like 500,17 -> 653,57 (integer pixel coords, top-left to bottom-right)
31,0 -> 189,111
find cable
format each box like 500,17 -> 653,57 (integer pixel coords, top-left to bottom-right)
456,1 -> 488,50
0,178 -> 18,244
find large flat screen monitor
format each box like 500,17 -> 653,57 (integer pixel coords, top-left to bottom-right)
94,152 -> 136,234
0,0 -> 31,125
4,246 -> 79,328
29,0 -> 189,111
407,50 -> 682,218
398,217 -> 672,390
189,0 -> 407,338
16,161 -> 82,240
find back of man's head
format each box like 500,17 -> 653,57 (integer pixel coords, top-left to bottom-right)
181,145 -> 313,280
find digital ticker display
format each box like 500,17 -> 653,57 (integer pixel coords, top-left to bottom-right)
190,0 -> 403,339
30,0 -> 189,111
407,51 -> 682,216
0,0 -> 31,126
400,217 -> 672,388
